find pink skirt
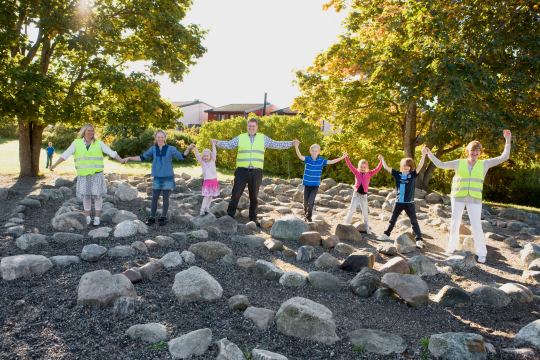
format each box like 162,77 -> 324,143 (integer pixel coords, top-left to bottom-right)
202,178 -> 220,197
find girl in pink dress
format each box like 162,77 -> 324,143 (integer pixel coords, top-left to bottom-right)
194,143 -> 219,215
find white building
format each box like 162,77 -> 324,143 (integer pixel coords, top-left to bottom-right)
172,100 -> 214,127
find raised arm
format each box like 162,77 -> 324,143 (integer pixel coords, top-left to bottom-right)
211,143 -> 216,161
183,143 -> 195,157
327,152 -> 348,165
378,155 -> 392,173
293,140 -> 305,161
193,145 -> 203,163
344,156 -> 359,174
422,147 -> 459,171
483,130 -> 512,171
416,152 -> 427,173
264,136 -> 296,150
367,160 -> 383,176
213,136 -> 239,150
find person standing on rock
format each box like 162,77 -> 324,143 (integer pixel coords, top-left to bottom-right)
423,130 -> 512,264
211,118 -> 298,226
122,130 -> 195,226
50,123 -> 124,226
193,142 -> 219,216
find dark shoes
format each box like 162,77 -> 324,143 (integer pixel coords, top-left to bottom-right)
146,217 -> 156,226
158,216 -> 168,226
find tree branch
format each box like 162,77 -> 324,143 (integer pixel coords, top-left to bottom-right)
67,65 -> 88,101
22,28 -> 44,66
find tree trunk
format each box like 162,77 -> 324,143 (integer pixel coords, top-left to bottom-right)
18,116 -> 45,177
402,102 -> 417,158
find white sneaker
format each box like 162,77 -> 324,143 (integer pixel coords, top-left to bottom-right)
446,248 -> 456,255
416,240 -> 424,249
377,234 -> 391,241
366,228 -> 371,235
200,209 -> 205,216
93,217 -> 100,226
477,256 -> 486,263
86,216 -> 91,225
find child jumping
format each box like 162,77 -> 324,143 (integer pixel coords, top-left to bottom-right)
377,149 -> 428,248
294,141 -> 347,222
196,141 -> 219,215
344,157 -> 382,233
123,130 -> 195,226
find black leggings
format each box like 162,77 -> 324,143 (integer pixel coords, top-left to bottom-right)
151,189 -> 171,218
384,202 -> 422,240
303,185 -> 319,221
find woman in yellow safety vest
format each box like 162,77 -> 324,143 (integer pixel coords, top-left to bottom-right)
50,124 -> 124,226
423,130 -> 511,264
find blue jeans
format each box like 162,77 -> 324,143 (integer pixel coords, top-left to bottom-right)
152,176 -> 175,190
46,155 -> 53,168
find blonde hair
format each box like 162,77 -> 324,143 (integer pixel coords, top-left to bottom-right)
153,129 -> 167,145
78,124 -> 96,143
310,144 -> 321,150
358,159 -> 369,170
400,158 -> 416,172
202,149 -> 211,156
465,141 -> 483,157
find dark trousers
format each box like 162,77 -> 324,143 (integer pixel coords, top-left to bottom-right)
303,185 -> 319,221
384,202 -> 423,240
150,190 -> 171,218
46,155 -> 53,168
228,167 -> 263,221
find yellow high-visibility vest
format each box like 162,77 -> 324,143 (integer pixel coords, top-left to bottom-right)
73,138 -> 104,176
236,133 -> 265,169
451,159 -> 484,199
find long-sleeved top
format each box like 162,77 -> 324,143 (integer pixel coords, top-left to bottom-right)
427,142 -> 511,204
139,144 -> 186,178
216,133 -> 293,151
194,145 -> 218,180
345,157 -> 382,194
60,139 -> 118,161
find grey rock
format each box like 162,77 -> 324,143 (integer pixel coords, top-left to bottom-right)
270,215 -> 309,241
55,178 -> 75,188
499,283 -> 534,303
231,235 -> 266,248
373,288 -> 396,300
113,296 -> 135,320
428,332 -> 486,360
189,241 -> 233,261
54,205 -> 76,217
275,297 -> 340,345
252,260 -> 284,281
15,233 -> 48,250
77,269 -> 136,307
88,227 -> 112,239
520,227 -> 540,236
335,223 -> 362,241
1,255 -> 53,280
515,319 -> 540,347
252,349 -> 288,360
52,232 -> 83,243
407,255 -> 438,277
381,273 -> 429,307
314,253 -> 341,268
434,286 -> 472,307
444,251 -> 476,270
190,213 -> 217,228
115,183 -> 138,201
243,307 -> 275,329
126,323 -> 167,343
348,329 -> 407,355
169,232 -> 187,242
172,266 -> 223,303
168,328 -> 212,359
81,244 -> 108,262
6,225 -> 24,237
113,220 -> 139,238
228,295 -> 250,311
52,211 -> 87,231
108,245 -> 136,257
161,252 -> 183,268
350,268 -> 380,298
395,233 -> 416,254
100,208 -> 119,222
138,260 -> 164,280
49,255 -> 81,267
279,271 -> 308,287
481,220 -> 494,232
181,250 -> 196,264
508,221 -> 529,232
154,235 -> 175,247
216,338 -> 245,360
521,243 -> 540,266
470,286 -> 511,307
112,210 -> 137,224
18,198 -> 41,208
308,271 -> 342,291
209,215 -> 237,234
296,246 -> 315,262
339,251 -> 374,272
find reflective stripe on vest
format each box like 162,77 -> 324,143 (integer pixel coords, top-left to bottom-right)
451,159 -> 484,199
236,133 -> 265,169
74,138 -> 104,176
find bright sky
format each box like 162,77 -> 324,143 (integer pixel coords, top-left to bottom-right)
127,0 -> 347,109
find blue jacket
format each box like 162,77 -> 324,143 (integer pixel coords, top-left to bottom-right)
140,145 -> 186,177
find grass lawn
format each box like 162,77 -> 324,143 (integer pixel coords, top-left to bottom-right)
0,138 -> 238,179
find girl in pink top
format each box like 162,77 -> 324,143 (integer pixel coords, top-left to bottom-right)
194,143 -> 219,215
344,157 -> 383,233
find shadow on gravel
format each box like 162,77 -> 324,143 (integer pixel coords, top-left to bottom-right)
9,176 -> 42,197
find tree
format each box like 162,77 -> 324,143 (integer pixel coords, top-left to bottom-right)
0,0 -> 206,176
293,0 -> 540,189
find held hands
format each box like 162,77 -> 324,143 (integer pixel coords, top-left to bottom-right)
378,154 -> 384,161
187,143 -> 196,150
121,157 -> 130,164
421,147 -> 430,155
210,139 -> 218,146
343,152 -> 348,158
292,139 -> 300,147
503,129 -> 511,141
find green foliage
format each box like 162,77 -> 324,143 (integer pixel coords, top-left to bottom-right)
420,337 -> 430,350
484,164 -> 540,208
351,345 -> 365,354
0,117 -> 17,138
197,115 -> 324,178
147,341 -> 166,351
42,124 -> 79,150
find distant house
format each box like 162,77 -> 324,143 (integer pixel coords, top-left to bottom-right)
205,103 -> 279,121
173,100 -> 214,127
270,107 -> 298,116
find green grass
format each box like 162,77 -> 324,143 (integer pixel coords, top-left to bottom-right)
147,341 -> 166,351
484,200 -> 540,216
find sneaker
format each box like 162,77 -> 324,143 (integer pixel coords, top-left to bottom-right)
365,226 -> 371,235
446,248 -> 456,255
146,217 -> 156,226
200,209 -> 206,216
86,216 -> 91,225
416,240 -> 424,249
477,256 -> 486,263
93,217 -> 100,226
377,234 -> 391,241
158,216 -> 168,226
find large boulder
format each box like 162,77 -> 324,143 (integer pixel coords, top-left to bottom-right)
208,215 -> 237,234
270,215 -> 309,241
112,210 -> 137,224
77,269 -> 136,307
188,242 -> 233,261
395,233 -> 416,254
279,271 -> 308,287
190,213 -> 217,228
379,257 -> 410,275
108,245 -> 136,257
444,251 -> 476,271
115,183 -> 138,201
126,323 -> 167,343
49,255 -> 81,267
275,297 -> 340,345
348,329 -> 407,355
313,253 -> 341,268
335,224 -> 362,241
52,232 -> 84,243
407,255 -> 439,277
434,286 -> 472,308
168,328 -> 212,359
470,286 -> 511,307
172,266 -> 223,304
1,255 -> 53,280
243,307 -> 276,329
428,332 -> 486,360
515,319 -> 540,347
252,260 -> 284,281
216,338 -> 245,360
15,233 -> 48,250
81,244 -> 108,262
520,243 -> 540,267
339,251 -> 374,272
499,283 -> 534,303
113,220 -> 139,238
349,268 -> 380,298
381,273 -> 429,307
51,211 -> 87,231
308,271 -> 342,291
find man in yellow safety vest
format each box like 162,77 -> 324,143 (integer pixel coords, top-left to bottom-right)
212,118 -> 298,225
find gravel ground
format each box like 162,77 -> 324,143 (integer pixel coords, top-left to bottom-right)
0,174 -> 539,360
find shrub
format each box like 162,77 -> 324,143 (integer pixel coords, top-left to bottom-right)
42,124 -> 79,150
197,115 -> 324,178
0,117 -> 18,138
